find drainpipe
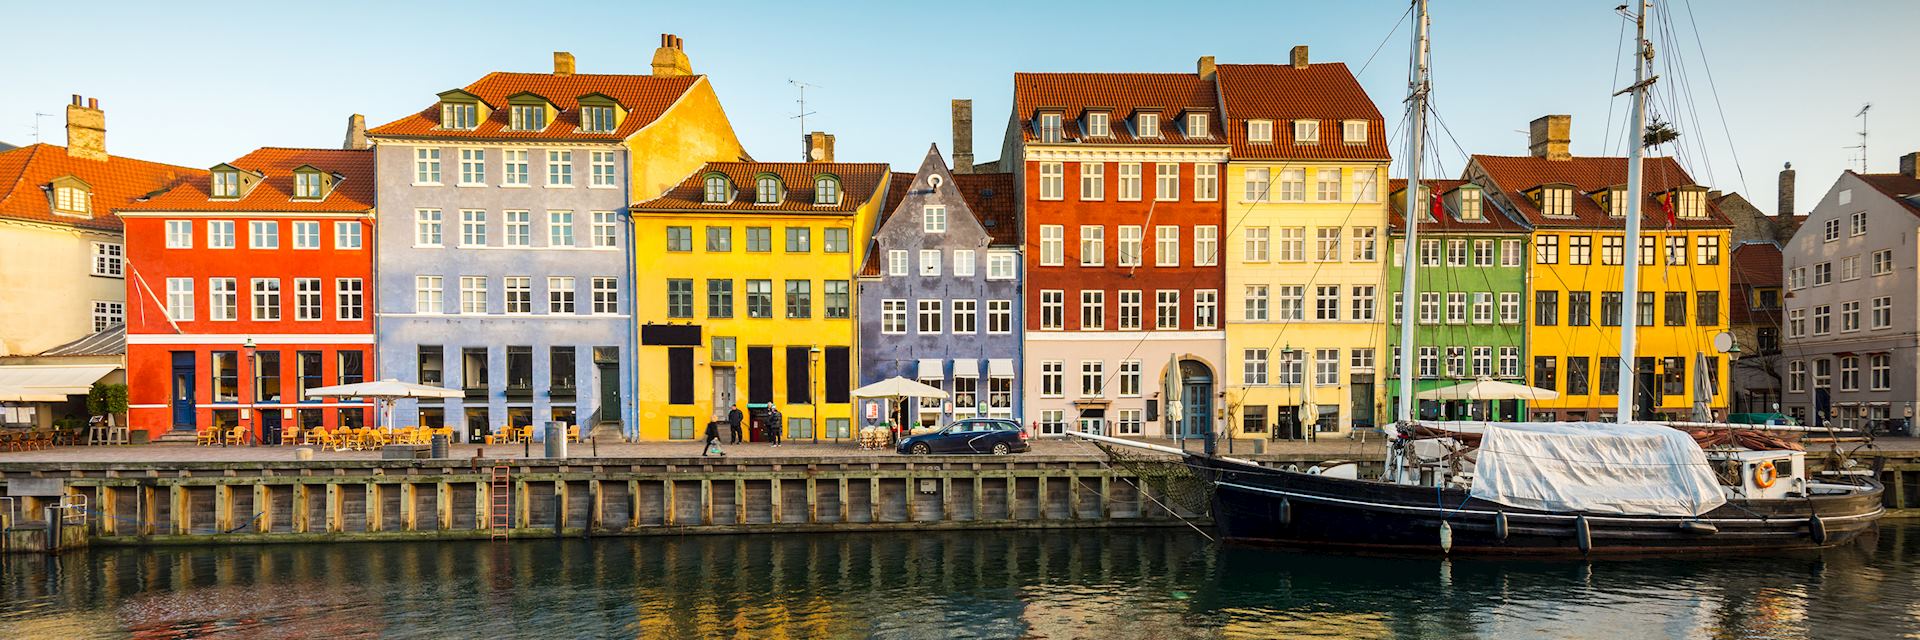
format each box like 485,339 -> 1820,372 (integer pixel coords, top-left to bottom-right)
622,150 -> 640,442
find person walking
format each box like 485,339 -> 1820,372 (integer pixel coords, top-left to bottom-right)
726,404 -> 744,444
767,404 -> 783,447
702,420 -> 723,456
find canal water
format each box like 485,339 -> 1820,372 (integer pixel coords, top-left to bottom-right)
3,523 -> 1917,639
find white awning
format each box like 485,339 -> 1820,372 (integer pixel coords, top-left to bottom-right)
988,358 -> 1015,377
0,364 -> 118,402
952,359 -> 979,378
917,359 -> 943,380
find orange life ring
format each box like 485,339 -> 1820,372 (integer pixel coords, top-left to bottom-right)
1753,460 -> 1779,489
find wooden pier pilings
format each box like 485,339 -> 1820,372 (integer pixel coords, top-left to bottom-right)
0,455 -> 1206,546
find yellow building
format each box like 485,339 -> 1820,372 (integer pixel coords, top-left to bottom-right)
1466,115 -> 1733,420
629,151 -> 890,441
0,96 -> 199,357
1215,59 -> 1393,438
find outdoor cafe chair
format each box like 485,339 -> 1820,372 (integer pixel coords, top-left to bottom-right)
224,426 -> 246,447
196,428 -> 219,447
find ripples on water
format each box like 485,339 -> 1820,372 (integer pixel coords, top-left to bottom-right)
2,523 -> 1916,639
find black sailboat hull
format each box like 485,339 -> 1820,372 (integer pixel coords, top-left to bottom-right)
1202,457 -> 1884,556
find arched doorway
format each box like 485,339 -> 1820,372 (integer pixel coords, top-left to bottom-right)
1177,359 -> 1213,438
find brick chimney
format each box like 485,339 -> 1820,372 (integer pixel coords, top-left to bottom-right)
951,99 -> 974,174
1900,152 -> 1920,179
1778,162 -> 1796,217
1197,55 -> 1216,80
553,51 -> 575,77
803,131 -> 834,163
1290,46 -> 1309,69
343,114 -> 368,150
1528,114 -> 1572,161
651,34 -> 691,77
65,95 -> 106,162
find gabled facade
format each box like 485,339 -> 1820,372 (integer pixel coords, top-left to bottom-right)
630,156 -> 890,441
857,146 -> 1022,427
1004,68 -> 1229,440
117,147 -> 376,439
1779,156 -> 1920,430
367,41 -> 747,442
1729,242 -> 1784,414
1215,51 -> 1393,438
1465,115 -> 1733,421
1386,179 -> 1532,422
0,96 -> 199,357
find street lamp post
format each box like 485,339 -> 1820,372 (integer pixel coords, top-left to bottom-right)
810,346 -> 823,444
243,338 -> 257,445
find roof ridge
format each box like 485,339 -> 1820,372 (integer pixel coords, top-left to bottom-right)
0,143 -> 45,212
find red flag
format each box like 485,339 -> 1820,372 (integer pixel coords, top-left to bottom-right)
1431,189 -> 1445,219
1658,194 -> 1676,227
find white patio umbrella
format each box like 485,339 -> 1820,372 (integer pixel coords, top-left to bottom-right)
852,377 -> 949,432
1415,377 -> 1561,401
304,378 -> 462,428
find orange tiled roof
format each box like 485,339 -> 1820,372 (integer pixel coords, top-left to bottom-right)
1011,72 -> 1223,145
633,161 -> 890,213
1386,178 -> 1529,233
1852,172 -> 1920,218
368,72 -> 701,141
1469,154 -> 1734,229
120,147 -> 375,213
0,143 -> 200,232
1215,63 -> 1389,161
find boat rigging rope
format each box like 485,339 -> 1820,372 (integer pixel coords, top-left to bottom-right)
1068,437 -> 1216,542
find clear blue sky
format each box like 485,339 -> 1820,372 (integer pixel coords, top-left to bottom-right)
4,0 -> 1915,214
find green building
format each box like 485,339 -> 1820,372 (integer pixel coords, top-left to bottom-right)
1386,179 -> 1533,421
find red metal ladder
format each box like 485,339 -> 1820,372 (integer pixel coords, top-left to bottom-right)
489,465 -> 511,541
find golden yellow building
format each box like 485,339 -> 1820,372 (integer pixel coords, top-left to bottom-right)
1466,116 -> 1732,420
629,152 -> 890,441
0,96 -> 199,358
1215,59 -> 1393,437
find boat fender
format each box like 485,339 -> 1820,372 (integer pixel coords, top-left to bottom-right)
1574,516 -> 1593,554
1439,520 -> 1453,554
1277,497 -> 1292,526
1809,514 -> 1829,545
1678,520 -> 1719,535
1494,511 -> 1509,542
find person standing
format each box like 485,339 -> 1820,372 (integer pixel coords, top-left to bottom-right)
701,420 -> 723,456
767,404 -> 783,447
726,404 -> 744,444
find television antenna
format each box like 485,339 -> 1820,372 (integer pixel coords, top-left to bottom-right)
1846,103 -> 1870,172
789,79 -> 820,160
32,112 -> 52,143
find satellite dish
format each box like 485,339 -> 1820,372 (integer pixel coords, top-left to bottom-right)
1712,331 -> 1735,353
808,147 -> 825,161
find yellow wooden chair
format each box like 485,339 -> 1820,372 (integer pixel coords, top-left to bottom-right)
566,425 -> 581,443
195,428 -> 219,447
223,426 -> 246,447
280,425 -> 301,447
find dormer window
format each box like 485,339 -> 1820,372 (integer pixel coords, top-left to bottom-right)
212,170 -> 242,198
1037,112 -> 1064,143
1540,185 -> 1573,216
1186,113 -> 1209,138
581,106 -> 616,133
702,175 -> 731,204
441,102 -> 478,130
1456,187 -> 1483,221
1246,120 -> 1274,143
1294,120 -> 1320,144
50,177 -> 91,215
814,175 -> 841,205
293,168 -> 327,200
1137,112 -> 1160,138
1343,120 -> 1368,144
755,175 -> 783,205
1672,187 -> 1708,219
1086,112 -> 1110,137
509,104 -> 546,131
1608,187 -> 1629,218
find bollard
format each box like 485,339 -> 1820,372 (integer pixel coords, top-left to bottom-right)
294,447 -> 314,461
430,434 -> 450,459
544,422 -> 567,459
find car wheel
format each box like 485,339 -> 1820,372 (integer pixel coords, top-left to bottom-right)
912,443 -> 931,455
992,442 -> 1011,455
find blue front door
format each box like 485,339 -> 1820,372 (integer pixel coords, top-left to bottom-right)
1180,360 -> 1214,438
170,351 -> 196,430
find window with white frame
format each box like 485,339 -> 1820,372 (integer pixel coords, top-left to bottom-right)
1277,227 -> 1304,262
549,276 -> 575,314
336,278 -> 364,320
209,221 -> 238,248
1155,163 -> 1179,201
591,277 -> 619,314
1351,348 -> 1375,374
166,278 -> 194,320
293,278 -> 321,320
546,150 -> 572,186
1824,219 -> 1841,242
1813,262 -> 1832,285
91,300 -> 122,331
1080,225 -> 1104,266
987,300 -> 1013,334
1499,292 -> 1522,324
924,204 -> 947,233
1278,350 -> 1304,386
590,212 -> 618,247
1244,285 -> 1269,321
1080,290 -> 1104,330
1873,296 -> 1892,329
549,211 -> 575,247
1448,239 -> 1469,266
254,278 -> 284,321
1354,168 -> 1378,202
1116,163 -> 1142,201
291,221 -> 320,249
1873,249 -> 1893,275
505,276 -> 533,315
1502,239 -> 1524,266
1039,162 -> 1064,200
1040,362 -> 1064,398
1316,169 -> 1342,202
1194,289 -> 1218,329
953,249 -> 976,277
1418,292 -> 1440,324
1116,225 -> 1142,267
459,149 -> 485,185
1243,349 -> 1269,385
1843,300 -> 1861,332
1086,111 -> 1110,137
1137,113 -> 1160,138
165,220 -> 193,248
1244,167 -> 1270,202
1277,169 -> 1306,202
880,300 -> 907,334
1351,227 -> 1377,261
249,221 -> 278,249
1195,164 -> 1218,201
1418,347 -> 1439,378
1040,290 -> 1064,330
1343,120 -> 1367,143
919,249 -> 942,277
414,276 -> 443,314
502,149 -> 529,185
1278,285 -> 1304,321
1813,304 -> 1832,335
1315,285 -> 1340,321
415,148 -> 441,184
460,210 -> 487,246
1472,292 -> 1494,324
590,151 -> 616,187
1315,227 -> 1341,262
1851,211 -> 1868,237
503,210 -> 530,247
1156,290 -> 1180,329
1037,113 -> 1064,142
1155,226 -> 1180,266
1872,354 -> 1892,390
1195,225 -> 1218,266
1247,119 -> 1273,143
334,221 -> 361,250
209,278 -> 236,320
1472,239 -> 1494,267
1244,227 -> 1270,262
415,209 -> 442,246
1788,308 -> 1805,338
1293,120 -> 1319,144
1039,225 -> 1063,266
509,104 -> 546,131
1315,349 -> 1340,386
1446,292 -> 1467,324
952,299 -> 977,334
457,276 -> 487,314
1787,360 -> 1806,393
1080,361 -> 1105,397
1540,187 -> 1572,216
1350,285 -> 1376,321
91,242 -> 122,277
1499,348 -> 1521,378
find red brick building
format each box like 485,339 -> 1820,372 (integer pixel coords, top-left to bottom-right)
118,148 -> 376,440
1005,71 -> 1230,438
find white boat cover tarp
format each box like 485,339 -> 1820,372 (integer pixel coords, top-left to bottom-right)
1467,421 -> 1726,517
